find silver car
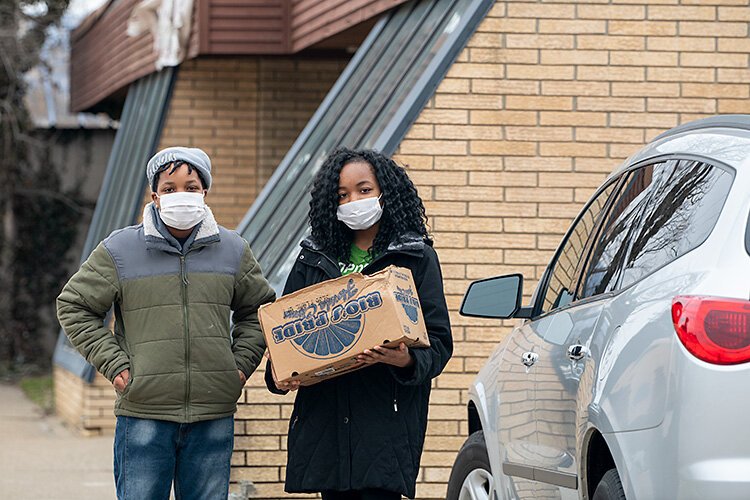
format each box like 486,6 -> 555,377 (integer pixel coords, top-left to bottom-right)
447,115 -> 750,500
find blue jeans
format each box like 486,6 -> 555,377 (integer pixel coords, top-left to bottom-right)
114,416 -> 234,500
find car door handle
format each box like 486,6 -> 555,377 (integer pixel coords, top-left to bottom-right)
567,344 -> 588,361
522,352 -> 539,367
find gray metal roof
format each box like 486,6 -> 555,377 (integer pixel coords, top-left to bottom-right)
237,0 -> 494,292
53,68 -> 176,380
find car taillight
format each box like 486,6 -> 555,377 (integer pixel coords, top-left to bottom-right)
672,296 -> 750,365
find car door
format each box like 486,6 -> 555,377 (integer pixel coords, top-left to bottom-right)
498,179 -> 621,498
532,163 -> 672,497
494,308 -> 541,496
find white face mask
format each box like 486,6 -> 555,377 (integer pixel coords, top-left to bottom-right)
157,192 -> 207,230
336,196 -> 383,231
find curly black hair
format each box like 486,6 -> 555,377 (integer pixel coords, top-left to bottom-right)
309,148 -> 431,262
151,160 -> 207,192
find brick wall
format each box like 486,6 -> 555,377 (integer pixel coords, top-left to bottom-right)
257,58 -> 349,192
55,54 -> 347,435
159,57 -> 261,227
389,1 -> 750,498
159,56 -> 347,228
54,367 -> 118,436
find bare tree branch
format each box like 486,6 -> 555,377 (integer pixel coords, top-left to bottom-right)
16,188 -> 95,215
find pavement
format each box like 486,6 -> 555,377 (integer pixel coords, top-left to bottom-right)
0,382 -> 115,499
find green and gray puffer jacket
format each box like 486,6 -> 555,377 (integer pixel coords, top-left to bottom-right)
57,203 -> 275,423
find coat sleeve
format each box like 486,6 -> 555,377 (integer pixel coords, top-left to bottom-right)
390,245 -> 453,386
56,242 -> 130,382
231,242 -> 276,378
264,253 -> 308,394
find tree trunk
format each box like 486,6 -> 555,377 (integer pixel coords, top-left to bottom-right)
0,180 -> 16,364
0,2 -> 19,367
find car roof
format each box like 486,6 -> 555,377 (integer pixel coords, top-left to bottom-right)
650,114 -> 750,142
610,114 -> 750,179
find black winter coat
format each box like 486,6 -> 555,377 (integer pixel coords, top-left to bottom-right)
265,233 -> 452,498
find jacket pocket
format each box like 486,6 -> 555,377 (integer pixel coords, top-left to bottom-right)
121,356 -> 135,399
226,343 -> 244,401
120,375 -> 134,398
115,358 -> 134,403
288,396 -> 305,440
233,369 -> 245,400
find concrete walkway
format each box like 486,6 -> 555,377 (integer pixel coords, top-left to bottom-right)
0,383 -> 115,499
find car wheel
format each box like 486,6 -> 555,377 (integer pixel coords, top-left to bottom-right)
446,431 -> 494,500
592,468 -> 625,500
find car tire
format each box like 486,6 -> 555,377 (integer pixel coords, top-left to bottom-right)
592,468 -> 626,500
446,430 -> 494,500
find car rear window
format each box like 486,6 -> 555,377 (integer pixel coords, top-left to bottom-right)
618,160 -> 734,289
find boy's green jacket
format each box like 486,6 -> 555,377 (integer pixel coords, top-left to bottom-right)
57,203 -> 275,423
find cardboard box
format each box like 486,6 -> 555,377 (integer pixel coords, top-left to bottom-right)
259,265 -> 429,386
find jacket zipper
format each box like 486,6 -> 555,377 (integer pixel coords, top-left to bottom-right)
180,255 -> 191,421
291,415 -> 299,429
393,380 -> 399,412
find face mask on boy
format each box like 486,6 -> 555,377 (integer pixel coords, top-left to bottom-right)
337,196 -> 383,231
158,192 -> 207,230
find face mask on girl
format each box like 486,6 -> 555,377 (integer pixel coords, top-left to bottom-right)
336,195 -> 383,231
157,192 -> 207,230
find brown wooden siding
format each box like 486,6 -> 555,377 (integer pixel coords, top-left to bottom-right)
203,0 -> 288,54
71,0 -> 200,112
188,2 -> 201,58
201,0 -> 410,55
290,0 -> 407,51
70,0 -> 408,112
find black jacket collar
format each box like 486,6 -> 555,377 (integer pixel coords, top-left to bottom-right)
298,232 -> 430,279
300,232 -> 429,256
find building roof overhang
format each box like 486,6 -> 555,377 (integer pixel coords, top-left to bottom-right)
70,0 -> 409,113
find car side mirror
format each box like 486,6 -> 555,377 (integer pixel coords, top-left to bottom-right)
460,274 -> 530,319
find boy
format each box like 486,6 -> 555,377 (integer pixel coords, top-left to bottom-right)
57,146 -> 275,499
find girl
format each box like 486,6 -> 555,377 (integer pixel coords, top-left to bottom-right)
265,148 -> 453,500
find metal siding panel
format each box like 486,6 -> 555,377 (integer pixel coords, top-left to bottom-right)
348,0 -> 446,147
237,0 -> 493,293
373,0 -> 495,153
53,69 -> 176,379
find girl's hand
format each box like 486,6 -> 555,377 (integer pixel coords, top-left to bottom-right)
271,366 -> 301,392
276,379 -> 301,392
266,351 -> 301,391
357,342 -> 414,368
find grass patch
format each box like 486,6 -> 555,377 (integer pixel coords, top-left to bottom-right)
20,375 -> 54,414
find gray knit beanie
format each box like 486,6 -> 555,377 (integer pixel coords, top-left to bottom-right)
146,146 -> 212,191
